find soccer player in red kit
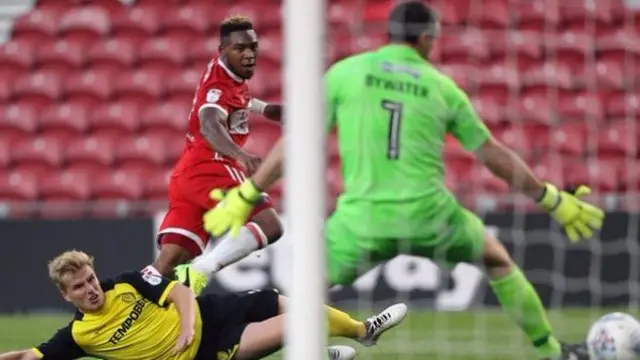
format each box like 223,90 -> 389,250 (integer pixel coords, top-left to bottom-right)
150,16 -> 284,294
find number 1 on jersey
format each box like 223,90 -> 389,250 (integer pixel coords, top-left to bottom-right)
382,100 -> 403,160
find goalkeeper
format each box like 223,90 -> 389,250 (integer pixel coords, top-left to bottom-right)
197,2 -> 604,360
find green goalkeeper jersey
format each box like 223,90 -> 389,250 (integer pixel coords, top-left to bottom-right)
326,44 -> 491,239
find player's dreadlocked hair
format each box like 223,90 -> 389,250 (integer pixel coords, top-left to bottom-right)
388,1 -> 439,44
219,15 -> 254,38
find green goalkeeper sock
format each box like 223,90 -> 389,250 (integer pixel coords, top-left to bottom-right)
490,267 -> 562,359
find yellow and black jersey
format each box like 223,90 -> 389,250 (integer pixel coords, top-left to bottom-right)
31,271 -> 202,360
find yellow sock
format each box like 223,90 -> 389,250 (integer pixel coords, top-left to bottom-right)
327,306 -> 365,339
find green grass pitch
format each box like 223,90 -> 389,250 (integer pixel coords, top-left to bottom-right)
1,309 -> 636,360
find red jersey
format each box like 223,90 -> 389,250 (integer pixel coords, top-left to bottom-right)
177,57 -> 255,171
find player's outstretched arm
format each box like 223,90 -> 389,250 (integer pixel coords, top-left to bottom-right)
166,282 -> 197,354
0,350 -> 39,360
476,136 -> 605,242
251,136 -> 284,190
476,136 -> 544,199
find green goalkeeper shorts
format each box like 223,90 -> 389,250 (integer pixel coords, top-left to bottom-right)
325,205 -> 486,285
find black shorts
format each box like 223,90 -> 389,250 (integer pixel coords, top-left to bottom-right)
194,289 -> 280,360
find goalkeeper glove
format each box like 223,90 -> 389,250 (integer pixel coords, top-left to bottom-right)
203,180 -> 262,238
537,183 -> 605,242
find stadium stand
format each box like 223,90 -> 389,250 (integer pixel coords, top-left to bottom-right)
0,0 -> 638,217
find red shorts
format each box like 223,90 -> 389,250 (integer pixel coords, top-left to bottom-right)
157,162 -> 274,257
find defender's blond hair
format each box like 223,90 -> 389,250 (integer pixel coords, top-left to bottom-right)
48,250 -> 95,289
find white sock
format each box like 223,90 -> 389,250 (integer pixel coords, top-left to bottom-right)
191,222 -> 268,279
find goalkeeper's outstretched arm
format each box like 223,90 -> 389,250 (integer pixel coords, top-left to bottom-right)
250,137 -> 285,191
475,136 -> 605,242
475,136 -> 545,200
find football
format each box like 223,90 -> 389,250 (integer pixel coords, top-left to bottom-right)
587,312 -> 640,360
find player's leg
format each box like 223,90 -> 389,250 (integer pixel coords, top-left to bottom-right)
435,207 -> 583,360
208,289 -> 405,360
233,317 -> 357,360
187,165 -> 283,277
482,231 -> 588,360
190,206 -> 283,276
153,203 -> 208,278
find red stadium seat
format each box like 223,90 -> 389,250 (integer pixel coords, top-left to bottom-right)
439,30 -> 490,64
620,160 -> 640,192
521,62 -> 573,97
492,126 -> 534,160
66,135 -> 116,172
66,69 -> 116,107
40,169 -> 92,201
327,131 -> 340,164
486,31 -> 543,70
165,68 -> 201,103
39,102 -> 91,142
0,141 -> 9,169
546,32 -> 594,71
430,0 -> 470,26
0,104 -> 39,144
514,0 -> 560,33
87,37 -> 138,74
0,79 -> 11,103
92,101 -> 141,139
259,35 -> 283,69
468,0 -> 510,29
140,100 -> 190,139
565,159 -> 620,193
12,7 -> 60,45
37,39 -> 87,77
91,169 -> 144,200
596,121 -> 638,159
559,1 -> 615,33
162,4 -> 215,39
476,64 -> 520,107
59,6 -> 112,48
115,134 -> 169,175
326,163 -> 344,200
74,0 -> 127,15
597,29 -> 640,55
590,58 -> 625,90
114,69 -> 165,106
534,122 -> 586,157
532,154 -> 567,186
248,73 -> 269,99
606,92 -> 640,118
11,136 -> 65,176
189,37 -> 219,70
144,168 -> 172,201
513,93 -> 554,125
13,71 -> 64,110
557,92 -> 604,123
0,40 -> 36,71
243,119 -> 281,158
0,171 -> 38,201
111,6 -> 161,45
138,37 -> 189,74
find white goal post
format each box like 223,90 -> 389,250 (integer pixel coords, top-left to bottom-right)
283,0 -> 327,360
